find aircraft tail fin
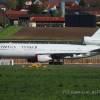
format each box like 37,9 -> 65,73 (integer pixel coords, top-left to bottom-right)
91,28 -> 100,38
83,28 -> 100,45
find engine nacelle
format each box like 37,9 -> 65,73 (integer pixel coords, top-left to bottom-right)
37,55 -> 52,62
73,54 -> 83,58
65,54 -> 84,58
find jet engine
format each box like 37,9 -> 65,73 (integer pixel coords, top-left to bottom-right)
65,54 -> 84,58
37,55 -> 52,62
27,55 -> 52,63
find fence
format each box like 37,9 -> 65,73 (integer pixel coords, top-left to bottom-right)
64,55 -> 100,64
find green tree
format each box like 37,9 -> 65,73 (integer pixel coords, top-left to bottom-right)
31,0 -> 35,2
16,0 -> 26,9
7,0 -> 17,9
29,5 -> 44,14
79,0 -> 86,7
90,2 -> 100,8
50,10 -> 59,17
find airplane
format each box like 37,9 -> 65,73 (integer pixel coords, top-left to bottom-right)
0,43 -> 100,64
84,28 -> 100,45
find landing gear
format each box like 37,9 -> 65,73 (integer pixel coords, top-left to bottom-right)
49,59 -> 64,65
27,58 -> 37,63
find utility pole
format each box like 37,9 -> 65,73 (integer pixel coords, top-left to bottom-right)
61,0 -> 65,17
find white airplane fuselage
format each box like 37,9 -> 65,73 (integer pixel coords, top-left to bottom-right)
0,43 -> 99,58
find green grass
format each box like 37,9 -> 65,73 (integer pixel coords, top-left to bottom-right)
0,65 -> 100,100
0,26 -> 22,39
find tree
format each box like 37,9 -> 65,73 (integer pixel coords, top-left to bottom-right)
79,0 -> 86,7
90,2 -> 100,8
7,0 -> 17,9
50,10 -> 59,17
29,5 -> 44,14
16,0 -> 26,9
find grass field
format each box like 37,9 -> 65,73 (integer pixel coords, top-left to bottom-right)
0,65 -> 100,100
0,26 -> 22,39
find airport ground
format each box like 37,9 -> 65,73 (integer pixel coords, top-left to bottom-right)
0,64 -> 100,100
0,26 -> 97,40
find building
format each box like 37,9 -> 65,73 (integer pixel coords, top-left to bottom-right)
65,12 -> 96,27
0,3 -> 6,11
30,16 -> 65,27
6,10 -> 29,26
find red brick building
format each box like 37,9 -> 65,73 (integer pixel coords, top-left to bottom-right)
30,16 -> 65,27
6,10 -> 29,26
